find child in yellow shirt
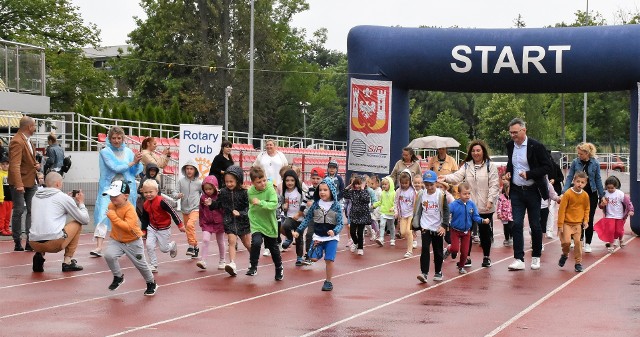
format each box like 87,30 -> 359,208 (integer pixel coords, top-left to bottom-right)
557,172 -> 590,272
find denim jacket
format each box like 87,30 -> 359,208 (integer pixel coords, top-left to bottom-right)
563,158 -> 604,198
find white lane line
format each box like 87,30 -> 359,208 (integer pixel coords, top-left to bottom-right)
484,236 -> 636,337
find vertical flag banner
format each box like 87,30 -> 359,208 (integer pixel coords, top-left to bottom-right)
348,78 -> 393,174
637,83 -> 640,182
179,124 -> 222,181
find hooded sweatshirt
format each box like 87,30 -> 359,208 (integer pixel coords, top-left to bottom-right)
343,183 -> 371,225
138,163 -> 160,196
282,169 -> 306,218
247,178 -> 279,238
174,159 -> 201,213
216,165 -> 250,230
296,177 -> 344,241
30,188 -> 90,241
200,175 -> 224,233
373,176 -> 396,219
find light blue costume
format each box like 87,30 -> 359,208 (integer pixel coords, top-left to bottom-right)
94,138 -> 142,230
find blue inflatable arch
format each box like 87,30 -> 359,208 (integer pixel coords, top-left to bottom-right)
347,25 -> 640,235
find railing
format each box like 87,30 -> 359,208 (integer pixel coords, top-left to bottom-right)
0,39 -> 46,95
261,134 -> 347,151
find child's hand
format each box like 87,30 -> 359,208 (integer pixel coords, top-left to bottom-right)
437,227 -> 446,236
558,226 -> 563,234
176,193 -> 184,199
232,210 -> 240,217
327,230 -> 335,237
292,231 -> 299,239
582,223 -> 588,229
204,197 -> 212,206
600,197 -> 609,206
179,226 -> 186,233
629,211 -> 634,217
483,218 -> 490,224
252,198 -> 260,205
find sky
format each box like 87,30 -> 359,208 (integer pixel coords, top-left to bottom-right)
72,0 -> 640,51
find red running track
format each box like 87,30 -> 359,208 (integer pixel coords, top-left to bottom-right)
0,218 -> 638,336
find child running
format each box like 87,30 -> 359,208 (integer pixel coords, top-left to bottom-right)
141,179 -> 184,273
411,173 -> 424,249
557,171 -> 590,272
174,159 -> 201,259
303,167 -> 325,263
448,182 -> 489,274
496,175 -> 513,247
280,169 -> 308,266
368,174 -> 382,242
217,165 -> 251,276
197,175 -> 226,270
374,176 -> 396,246
344,175 -> 371,256
413,171 -> 449,283
294,177 -> 343,291
594,176 -> 634,252
247,166 -> 283,280
395,169 -> 416,258
102,180 -> 158,296
136,163 -> 160,238
0,156 -> 12,236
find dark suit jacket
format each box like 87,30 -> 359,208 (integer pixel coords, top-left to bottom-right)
506,137 -> 552,200
8,132 -> 38,189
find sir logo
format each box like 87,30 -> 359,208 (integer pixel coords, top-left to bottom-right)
350,84 -> 390,135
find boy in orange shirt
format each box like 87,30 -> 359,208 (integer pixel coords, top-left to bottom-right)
557,171 -> 590,272
103,180 -> 158,296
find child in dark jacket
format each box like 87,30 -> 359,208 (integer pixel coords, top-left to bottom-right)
343,175 -> 371,256
280,169 -> 309,266
216,165 -> 251,276
448,182 -> 489,274
137,163 -> 160,237
197,175 -> 226,270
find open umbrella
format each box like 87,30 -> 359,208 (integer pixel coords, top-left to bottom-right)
407,136 -> 460,149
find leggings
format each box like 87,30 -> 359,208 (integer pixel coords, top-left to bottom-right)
379,217 -> 395,242
581,188 -> 598,244
201,231 -> 226,262
350,222 -> 366,249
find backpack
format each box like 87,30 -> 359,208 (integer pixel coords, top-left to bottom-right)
61,156 -> 72,174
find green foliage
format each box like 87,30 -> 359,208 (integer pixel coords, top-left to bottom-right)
477,94 -> 524,151
424,110 -> 470,152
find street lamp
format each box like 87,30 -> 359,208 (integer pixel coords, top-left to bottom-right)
248,0 -> 255,142
300,102 -> 310,141
225,85 -> 233,140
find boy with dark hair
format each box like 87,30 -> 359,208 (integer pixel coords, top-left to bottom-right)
247,166 -> 283,280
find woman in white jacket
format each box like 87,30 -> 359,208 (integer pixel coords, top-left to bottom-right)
439,140 -> 500,268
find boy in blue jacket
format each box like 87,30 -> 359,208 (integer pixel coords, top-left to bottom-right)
448,182 -> 489,274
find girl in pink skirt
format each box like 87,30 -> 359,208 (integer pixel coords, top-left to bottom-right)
594,176 -> 634,253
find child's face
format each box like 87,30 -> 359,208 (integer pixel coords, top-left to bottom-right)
142,185 -> 158,200
424,182 -> 436,193
459,188 -> 471,202
148,169 -> 158,178
399,178 -> 411,190
311,175 -> 322,187
327,167 -> 337,176
37,175 -> 45,184
224,174 -> 237,190
285,176 -> 296,190
606,183 -> 616,193
203,183 -> 216,196
353,181 -> 362,190
0,162 -> 8,170
184,166 -> 196,178
110,193 -> 128,206
252,176 -> 267,191
502,177 -> 510,187
412,176 -> 424,191
381,180 -> 389,191
368,178 -> 379,189
318,184 -> 332,201
573,177 -> 587,191
436,182 -> 446,192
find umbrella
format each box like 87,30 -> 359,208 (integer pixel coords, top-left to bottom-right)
407,136 -> 460,149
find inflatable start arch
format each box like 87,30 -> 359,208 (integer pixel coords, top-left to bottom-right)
346,25 -> 640,235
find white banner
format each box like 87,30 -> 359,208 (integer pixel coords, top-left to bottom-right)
348,78 -> 392,174
178,124 -> 223,181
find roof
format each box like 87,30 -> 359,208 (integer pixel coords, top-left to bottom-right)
0,111 -> 23,128
82,45 -> 131,59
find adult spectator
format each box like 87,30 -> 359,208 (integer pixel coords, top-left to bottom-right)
8,116 -> 40,252
504,118 -> 552,271
428,147 -> 459,176
140,136 -> 170,178
29,172 -> 89,272
562,142 -> 604,253
439,140 -> 499,268
546,150 -> 564,239
44,133 -> 64,174
253,139 -> 288,187
92,126 -> 142,256
209,139 -> 234,185
390,147 -> 422,186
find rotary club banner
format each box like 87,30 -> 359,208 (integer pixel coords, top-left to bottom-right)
348,78 -> 392,174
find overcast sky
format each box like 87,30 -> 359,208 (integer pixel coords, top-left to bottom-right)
73,0 -> 640,51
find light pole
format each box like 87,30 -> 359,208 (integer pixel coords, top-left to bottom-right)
300,102 -> 310,141
583,0 -> 588,142
248,0 -> 255,142
225,85 -> 233,140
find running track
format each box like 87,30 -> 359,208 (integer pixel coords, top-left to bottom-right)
0,217 -> 638,336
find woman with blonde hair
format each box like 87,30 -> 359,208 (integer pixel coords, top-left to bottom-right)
140,136 -> 170,177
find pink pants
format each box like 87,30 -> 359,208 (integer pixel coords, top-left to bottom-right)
449,228 -> 471,269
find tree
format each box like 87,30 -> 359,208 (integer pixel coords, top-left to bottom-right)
477,93 -> 525,152
423,110 -> 470,152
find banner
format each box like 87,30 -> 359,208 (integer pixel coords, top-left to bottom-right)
637,83 -> 640,182
348,78 -> 392,174
178,124 -> 223,181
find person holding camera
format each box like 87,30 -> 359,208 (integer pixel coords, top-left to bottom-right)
29,172 -> 89,272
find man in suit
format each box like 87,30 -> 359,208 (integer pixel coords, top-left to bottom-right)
504,118 -> 552,271
9,116 -> 40,251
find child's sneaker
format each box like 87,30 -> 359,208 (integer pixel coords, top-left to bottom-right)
375,238 -> 384,247
218,260 -> 226,270
412,240 -> 418,248
574,263 -> 584,272
350,243 -> 357,252
558,254 -> 568,267
508,238 -> 513,246
263,249 -> 271,257
503,239 -> 509,246
465,258 -> 472,267
620,238 -> 627,247
417,274 -> 428,283
225,262 -> 237,276
191,246 -> 200,259
246,267 -> 258,276
295,257 -> 304,266
433,272 -> 443,281
108,275 -> 125,291
144,282 -> 158,296
275,267 -> 284,281
443,247 -> 451,259
196,261 -> 207,269
357,249 -> 364,256
169,241 -> 178,258
481,257 -> 491,267
371,233 -> 377,241
613,239 -> 620,247
458,267 -> 467,274
403,251 -> 412,258
186,246 -> 194,256
584,244 -> 592,253
150,265 -> 158,273
321,280 -> 333,291
90,250 -> 103,257
390,239 -> 396,246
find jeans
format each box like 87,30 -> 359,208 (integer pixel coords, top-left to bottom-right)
510,185 -> 542,261
10,185 -> 37,243
420,230 -> 444,275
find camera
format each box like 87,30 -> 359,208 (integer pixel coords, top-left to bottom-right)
72,190 -> 80,197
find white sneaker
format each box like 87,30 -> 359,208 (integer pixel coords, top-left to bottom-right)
196,261 -> 207,269
263,249 -> 271,257
541,244 -> 545,252
620,239 -> 627,247
545,231 -> 554,239
217,260 -> 226,270
350,243 -> 357,252
371,233 -> 377,241
224,261 -> 237,276
403,251 -> 412,258
390,239 -> 396,246
508,259 -> 525,271
169,241 -> 178,258
584,244 -> 592,253
613,239 -> 620,247
150,265 -> 158,273
375,238 -> 384,247
412,240 -> 418,248
357,249 -> 364,256
531,257 -> 541,270
570,240 -> 575,249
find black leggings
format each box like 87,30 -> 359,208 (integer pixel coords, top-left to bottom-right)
581,188 -> 599,244
350,222 -> 366,249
